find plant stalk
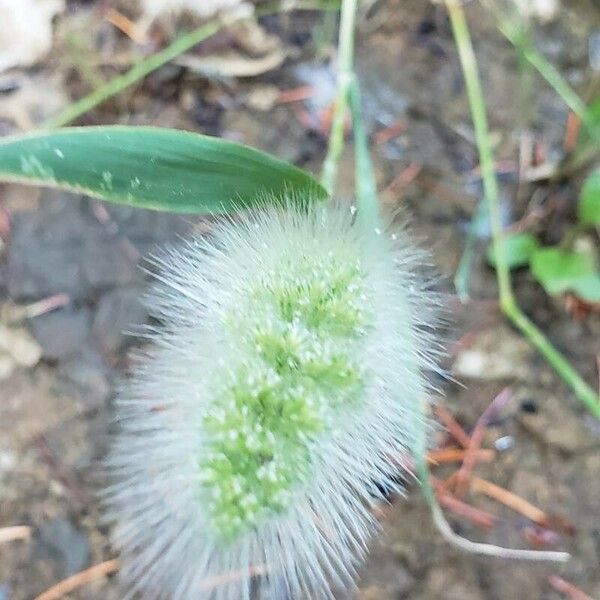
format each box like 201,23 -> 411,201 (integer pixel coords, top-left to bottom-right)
321,0 -> 358,194
480,0 -> 599,142
348,80 -> 382,231
446,0 -> 600,419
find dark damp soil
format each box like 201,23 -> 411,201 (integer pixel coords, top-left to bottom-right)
0,1 -> 599,598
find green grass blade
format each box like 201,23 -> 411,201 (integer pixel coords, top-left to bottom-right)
0,127 -> 326,213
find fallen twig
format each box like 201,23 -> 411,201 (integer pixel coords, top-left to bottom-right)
373,121 -> 406,145
35,559 -> 120,600
381,163 -> 422,196
432,478 -> 497,529
106,8 -> 147,44
453,387 -> 513,496
563,112 -> 581,153
276,85 -> 314,104
548,575 -> 595,600
470,476 -> 547,525
434,405 -> 471,448
427,447 -> 495,464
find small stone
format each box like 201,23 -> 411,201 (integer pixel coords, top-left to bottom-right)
0,354 -> 15,379
30,307 -> 91,361
81,241 -> 137,289
494,435 -> 514,452
36,518 -> 90,578
6,191 -> 188,302
59,347 -> 113,408
452,324 -> 534,381
92,288 -> 147,354
0,324 -> 42,367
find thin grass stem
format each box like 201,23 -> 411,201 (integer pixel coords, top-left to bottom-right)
44,20 -> 221,128
321,0 -> 358,193
45,1 -> 337,129
480,0 -> 599,142
445,0 -> 600,419
348,79 -> 381,231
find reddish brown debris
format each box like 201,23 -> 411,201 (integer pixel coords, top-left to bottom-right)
276,85 -> 314,104
563,112 -> 581,152
548,575 -> 595,600
434,405 -> 471,449
373,121 -> 406,145
431,477 -> 497,529
452,387 -> 513,497
105,8 -> 147,44
35,559 -> 120,600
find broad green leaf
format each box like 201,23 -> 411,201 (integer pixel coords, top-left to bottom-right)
530,247 -> 600,302
486,232 -> 539,269
0,127 -> 327,213
579,169 -> 600,225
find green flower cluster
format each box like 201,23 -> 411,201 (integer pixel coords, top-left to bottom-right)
200,252 -> 372,540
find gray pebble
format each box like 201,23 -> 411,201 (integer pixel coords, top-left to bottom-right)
59,347 -> 113,409
92,288 -> 147,355
30,307 -> 91,361
35,518 -> 90,578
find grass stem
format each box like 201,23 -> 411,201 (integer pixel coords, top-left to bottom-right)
348,79 -> 381,230
45,1 -> 337,129
480,0 -> 599,142
445,0 -> 600,419
45,20 -> 221,128
321,0 -> 358,193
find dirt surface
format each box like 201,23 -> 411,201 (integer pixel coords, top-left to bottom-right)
1,1 -> 599,599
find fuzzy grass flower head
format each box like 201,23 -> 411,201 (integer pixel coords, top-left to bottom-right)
106,200 -> 438,599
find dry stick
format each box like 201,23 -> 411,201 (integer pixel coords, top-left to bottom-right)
106,8 -> 148,44
453,387 -> 512,497
0,526 -> 32,544
427,447 -> 495,464
34,559 -> 120,600
444,0 -> 600,420
434,405 -> 472,448
432,477 -> 497,529
34,559 -> 267,600
470,476 -> 547,525
548,575 -> 596,600
418,400 -> 570,562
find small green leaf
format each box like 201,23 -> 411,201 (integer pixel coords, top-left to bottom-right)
530,247 -> 600,302
486,232 -> 539,269
579,169 -> 600,226
583,96 -> 600,130
0,127 -> 327,213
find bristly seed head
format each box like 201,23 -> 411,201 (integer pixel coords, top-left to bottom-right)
105,200 -> 439,600
202,249 -> 370,540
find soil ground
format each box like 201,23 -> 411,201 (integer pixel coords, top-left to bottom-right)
0,1 -> 599,598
